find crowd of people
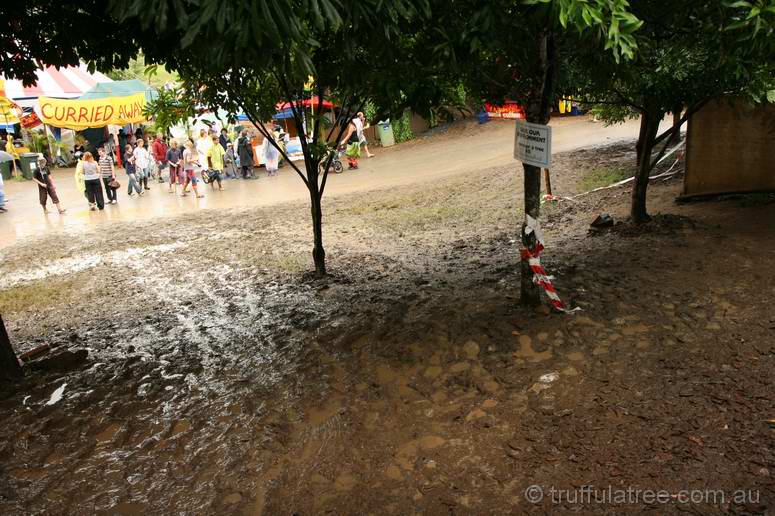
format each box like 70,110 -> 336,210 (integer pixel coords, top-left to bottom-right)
74,127 -> 258,210
0,113 -> 376,216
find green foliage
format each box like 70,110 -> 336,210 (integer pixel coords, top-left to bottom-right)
393,111 -> 414,144
28,131 -> 50,155
588,104 -> 638,125
420,0 -> 642,113
363,101 -> 377,124
27,132 -> 73,162
144,86 -> 197,137
526,0 -> 643,61
574,0 -> 775,122
0,2 -> 135,85
723,0 -> 775,52
107,54 -> 179,89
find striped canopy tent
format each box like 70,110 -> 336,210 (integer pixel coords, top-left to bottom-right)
0,64 -> 112,108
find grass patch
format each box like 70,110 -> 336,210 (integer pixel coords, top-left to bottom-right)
0,277 -> 80,314
344,199 -> 475,232
338,177 -> 516,234
579,166 -> 632,191
261,252 -> 310,273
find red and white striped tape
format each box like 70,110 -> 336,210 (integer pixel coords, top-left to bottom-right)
520,215 -> 576,313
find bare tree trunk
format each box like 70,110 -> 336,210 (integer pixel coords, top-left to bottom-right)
635,115 -> 648,167
520,163 -> 543,306
672,106 -> 681,130
0,315 -> 23,382
309,185 -> 326,276
520,31 -> 556,307
631,112 -> 659,224
668,105 -> 682,147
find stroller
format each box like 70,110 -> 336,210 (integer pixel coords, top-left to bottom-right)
318,146 -> 345,175
200,168 -> 212,184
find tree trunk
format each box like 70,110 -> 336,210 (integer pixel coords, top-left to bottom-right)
520,163 -> 543,306
635,115 -> 648,167
631,112 -> 659,224
310,186 -> 326,275
668,105 -> 682,147
520,31 -> 557,306
0,314 -> 23,382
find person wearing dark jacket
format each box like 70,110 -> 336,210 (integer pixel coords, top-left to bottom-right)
33,156 -> 66,214
237,130 -> 254,179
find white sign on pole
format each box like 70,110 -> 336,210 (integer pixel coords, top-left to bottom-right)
514,120 -> 552,168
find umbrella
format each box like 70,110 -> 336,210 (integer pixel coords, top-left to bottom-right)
0,150 -> 15,163
0,81 -> 21,128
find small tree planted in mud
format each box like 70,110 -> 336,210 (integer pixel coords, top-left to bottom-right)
569,0 -> 775,224
115,0 -> 444,276
421,0 -> 642,305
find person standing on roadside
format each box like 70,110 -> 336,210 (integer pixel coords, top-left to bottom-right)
0,166 -> 6,212
133,138 -> 151,191
219,128 -> 229,151
98,146 -> 118,204
223,142 -> 238,179
5,135 -> 19,177
237,130 -> 254,179
123,144 -> 143,196
262,136 -> 280,177
82,152 -> 105,210
196,128 -> 212,172
118,129 -> 127,153
166,139 -> 183,194
182,140 -> 204,198
340,115 -> 363,169
341,112 -> 374,159
206,133 -> 225,190
151,135 -> 168,183
32,156 -> 66,214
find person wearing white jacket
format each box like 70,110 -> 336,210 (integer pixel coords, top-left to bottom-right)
132,139 -> 152,191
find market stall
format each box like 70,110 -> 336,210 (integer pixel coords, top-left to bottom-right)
0,65 -> 115,170
34,80 -> 156,166
235,96 -> 335,164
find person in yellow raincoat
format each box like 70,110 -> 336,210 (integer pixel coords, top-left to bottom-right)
5,135 -> 19,177
74,158 -> 86,200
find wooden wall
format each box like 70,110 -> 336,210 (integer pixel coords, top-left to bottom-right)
684,98 -> 775,197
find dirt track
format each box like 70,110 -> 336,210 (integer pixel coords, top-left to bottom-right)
0,115 -> 666,249
0,126 -> 773,515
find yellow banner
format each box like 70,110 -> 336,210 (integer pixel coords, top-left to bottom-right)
38,93 -> 147,129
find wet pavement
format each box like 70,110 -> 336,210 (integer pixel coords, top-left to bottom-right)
0,116 -> 661,249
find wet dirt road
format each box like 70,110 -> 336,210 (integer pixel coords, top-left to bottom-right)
0,116 -> 657,249
0,133 -> 773,515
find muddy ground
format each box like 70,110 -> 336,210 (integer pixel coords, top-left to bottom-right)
0,136 -> 773,515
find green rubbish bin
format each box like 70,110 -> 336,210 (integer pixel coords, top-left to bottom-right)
376,120 -> 395,148
0,160 -> 11,181
19,153 -> 39,180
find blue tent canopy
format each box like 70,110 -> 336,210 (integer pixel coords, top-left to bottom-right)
236,108 -> 295,122
273,108 -> 295,119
